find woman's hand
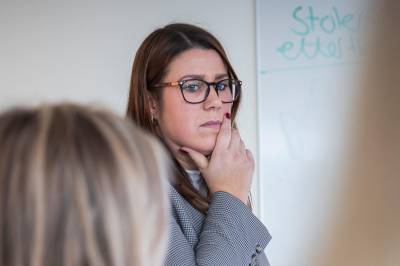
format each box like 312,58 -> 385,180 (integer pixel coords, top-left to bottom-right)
180,114 -> 254,204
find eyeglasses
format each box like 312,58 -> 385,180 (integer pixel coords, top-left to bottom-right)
153,79 -> 241,104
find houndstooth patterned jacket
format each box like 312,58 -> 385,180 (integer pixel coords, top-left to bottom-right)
165,185 -> 271,266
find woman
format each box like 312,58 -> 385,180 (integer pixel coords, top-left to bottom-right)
0,103 -> 169,266
127,23 -> 271,265
314,1 -> 400,265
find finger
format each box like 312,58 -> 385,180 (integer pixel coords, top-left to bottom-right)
246,149 -> 254,164
215,114 -> 232,149
179,147 -> 209,170
240,139 -> 246,153
229,129 -> 241,150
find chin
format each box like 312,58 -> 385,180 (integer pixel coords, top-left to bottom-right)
193,138 -> 217,156
198,147 -> 214,156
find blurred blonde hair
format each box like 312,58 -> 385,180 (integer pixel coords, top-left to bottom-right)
315,1 -> 400,265
0,103 -> 169,266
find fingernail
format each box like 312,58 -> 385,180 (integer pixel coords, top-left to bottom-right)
225,113 -> 231,119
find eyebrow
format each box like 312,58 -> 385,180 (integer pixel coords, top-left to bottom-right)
215,73 -> 229,80
179,73 -> 229,81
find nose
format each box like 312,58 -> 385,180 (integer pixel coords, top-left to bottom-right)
203,85 -> 223,110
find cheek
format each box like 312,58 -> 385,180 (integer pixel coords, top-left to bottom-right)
158,91 -> 234,153
161,108 -> 213,152
158,91 -> 199,144
162,106 -> 197,140
223,103 -> 234,114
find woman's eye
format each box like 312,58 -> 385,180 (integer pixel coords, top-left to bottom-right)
215,83 -> 227,91
184,84 -> 199,92
183,81 -> 203,92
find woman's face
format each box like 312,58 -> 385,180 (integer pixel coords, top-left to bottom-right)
155,48 -> 233,167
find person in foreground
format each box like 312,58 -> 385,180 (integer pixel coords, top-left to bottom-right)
127,23 -> 271,265
313,1 -> 400,265
0,103 -> 169,266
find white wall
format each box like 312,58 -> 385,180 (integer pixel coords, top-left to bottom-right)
0,0 -> 261,211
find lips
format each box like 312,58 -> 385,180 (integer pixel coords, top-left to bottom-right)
200,120 -> 222,128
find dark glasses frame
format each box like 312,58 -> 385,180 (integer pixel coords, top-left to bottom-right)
153,78 -> 242,104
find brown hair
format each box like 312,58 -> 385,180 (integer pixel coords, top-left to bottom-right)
0,103 -> 169,266
126,23 -> 241,213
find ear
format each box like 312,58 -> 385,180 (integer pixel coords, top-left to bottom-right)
148,94 -> 160,121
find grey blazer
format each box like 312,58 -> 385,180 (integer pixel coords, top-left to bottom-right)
165,185 -> 271,266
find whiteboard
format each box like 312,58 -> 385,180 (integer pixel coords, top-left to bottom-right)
256,1 -> 368,265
